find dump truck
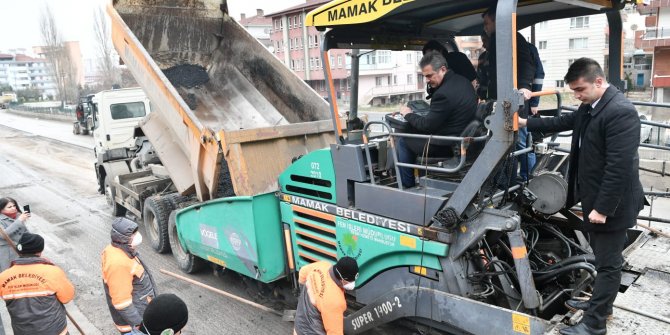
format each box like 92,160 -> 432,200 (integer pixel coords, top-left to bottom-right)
104,0 -> 670,334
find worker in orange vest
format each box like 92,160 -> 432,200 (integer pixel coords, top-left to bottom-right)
0,233 -> 75,335
294,256 -> 359,335
102,217 -> 157,334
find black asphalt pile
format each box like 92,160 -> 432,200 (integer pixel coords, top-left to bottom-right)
176,88 -> 197,110
164,64 -> 209,110
163,64 -> 209,88
216,158 -> 236,198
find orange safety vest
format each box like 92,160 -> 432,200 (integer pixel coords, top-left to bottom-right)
295,261 -> 347,335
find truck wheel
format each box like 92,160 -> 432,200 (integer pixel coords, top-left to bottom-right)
104,176 -> 127,217
168,210 -> 205,273
142,195 -> 173,254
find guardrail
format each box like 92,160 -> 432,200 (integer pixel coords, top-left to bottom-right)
361,120 -> 488,190
559,101 -> 670,150
9,104 -> 75,117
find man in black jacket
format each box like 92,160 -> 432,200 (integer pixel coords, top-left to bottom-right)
397,51 -> 477,188
520,58 -> 645,335
422,40 -> 477,99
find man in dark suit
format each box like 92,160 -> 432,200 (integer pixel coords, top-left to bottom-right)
422,40 -> 478,99
396,51 -> 477,188
520,58 -> 645,335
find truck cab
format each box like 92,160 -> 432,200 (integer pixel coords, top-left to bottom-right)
92,87 -> 151,156
92,87 -> 163,217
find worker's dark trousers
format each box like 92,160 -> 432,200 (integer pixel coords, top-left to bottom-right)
583,228 -> 628,329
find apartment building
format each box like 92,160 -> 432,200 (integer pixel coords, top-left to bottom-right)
0,52 -> 58,98
519,14 -> 610,89
267,0 -> 430,107
239,9 -> 272,48
518,8 -> 648,91
267,0 -> 350,103
356,50 -> 426,106
637,0 -> 670,102
33,41 -> 85,86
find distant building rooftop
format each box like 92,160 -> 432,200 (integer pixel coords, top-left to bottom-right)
240,9 -> 272,26
14,54 -> 45,62
265,0 -> 329,17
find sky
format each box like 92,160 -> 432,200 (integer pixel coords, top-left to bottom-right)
0,0 -> 305,59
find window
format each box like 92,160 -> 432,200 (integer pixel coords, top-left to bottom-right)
110,102 -> 146,120
331,56 -> 335,69
337,55 -> 342,68
570,16 -> 589,29
298,15 -> 303,27
375,76 -> 383,86
290,60 -> 295,70
316,58 -> 322,69
275,19 -> 279,30
407,74 -> 414,85
339,79 -> 345,90
538,21 -> 548,29
310,58 -> 315,69
377,51 -> 391,64
280,18 -> 283,30
569,38 -> 588,49
295,38 -> 300,49
555,80 -> 565,88
288,17 -> 292,29
393,75 -> 398,85
294,16 -> 298,28
538,41 -> 547,50
407,53 -> 413,64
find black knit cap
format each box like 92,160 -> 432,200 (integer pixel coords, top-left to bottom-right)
334,256 -> 359,281
16,233 -> 44,255
141,294 -> 188,335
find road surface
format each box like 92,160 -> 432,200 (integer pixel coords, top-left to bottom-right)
0,111 -> 293,334
1,110 -> 668,335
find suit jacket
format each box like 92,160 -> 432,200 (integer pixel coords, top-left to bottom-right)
527,86 -> 645,232
405,70 -> 477,137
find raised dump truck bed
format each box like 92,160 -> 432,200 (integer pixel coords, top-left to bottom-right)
108,0 -> 335,201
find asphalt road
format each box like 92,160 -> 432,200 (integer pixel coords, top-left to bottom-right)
0,111 -> 294,334
1,110 -> 668,335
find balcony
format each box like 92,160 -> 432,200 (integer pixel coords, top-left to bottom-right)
652,74 -> 670,87
362,84 -> 424,105
638,0 -> 670,15
637,27 -> 670,49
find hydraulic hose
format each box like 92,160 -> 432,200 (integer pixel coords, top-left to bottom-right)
534,262 -> 596,284
540,254 -> 595,272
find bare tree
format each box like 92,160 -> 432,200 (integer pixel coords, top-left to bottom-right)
39,4 -> 78,107
93,6 -> 118,88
